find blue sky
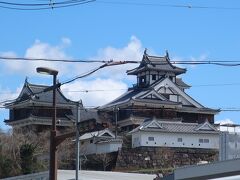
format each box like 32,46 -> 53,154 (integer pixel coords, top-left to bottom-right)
1,0 -> 240,130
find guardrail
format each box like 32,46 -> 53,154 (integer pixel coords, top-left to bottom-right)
2,171 -> 48,180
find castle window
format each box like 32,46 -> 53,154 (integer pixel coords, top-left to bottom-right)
148,137 -> 154,141
134,137 -> 139,143
177,138 -> 182,142
204,139 -> 209,143
199,138 -> 209,143
152,74 -> 156,80
139,76 -> 146,83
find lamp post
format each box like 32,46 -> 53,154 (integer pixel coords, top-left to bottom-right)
76,101 -> 81,180
36,67 -> 58,180
36,61 -> 126,180
114,107 -> 119,139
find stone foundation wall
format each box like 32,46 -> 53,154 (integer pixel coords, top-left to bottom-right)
115,147 -> 218,170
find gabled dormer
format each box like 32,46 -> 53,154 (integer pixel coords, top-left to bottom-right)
195,120 -> 218,131
139,118 -> 164,130
127,49 -> 186,88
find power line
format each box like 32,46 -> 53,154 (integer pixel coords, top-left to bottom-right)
1,0 -> 240,11
96,1 -> 240,11
0,56 -> 109,63
0,89 -> 126,95
0,0 -> 95,10
0,0 -> 91,6
2,82 -> 240,95
2,56 -> 240,66
61,63 -> 110,85
61,61 -> 132,85
0,61 -> 132,103
0,56 -> 140,65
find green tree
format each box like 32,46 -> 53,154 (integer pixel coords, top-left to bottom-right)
0,154 -> 15,178
20,143 -> 38,174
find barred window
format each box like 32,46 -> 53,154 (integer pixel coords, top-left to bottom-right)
177,138 -> 182,142
199,138 -> 209,143
204,139 -> 209,143
148,137 -> 154,141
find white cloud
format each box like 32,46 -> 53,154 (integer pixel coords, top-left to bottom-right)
73,36 -> 144,81
2,38 -> 72,76
0,51 -> 17,57
61,78 -> 128,107
172,54 -> 208,69
189,54 -> 208,68
95,36 -> 143,61
62,36 -> 146,106
60,37 -> 71,47
0,51 -> 23,72
215,118 -> 234,125
1,36 -> 145,82
25,39 -> 67,59
1,36 -> 146,107
0,85 -> 22,111
215,118 -> 240,132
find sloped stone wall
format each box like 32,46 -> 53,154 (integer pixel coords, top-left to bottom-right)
115,147 -> 218,170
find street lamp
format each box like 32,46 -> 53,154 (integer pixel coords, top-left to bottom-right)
37,67 -> 58,180
36,61 -> 127,180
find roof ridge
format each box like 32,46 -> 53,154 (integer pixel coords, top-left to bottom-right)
147,55 -> 166,59
28,82 -> 50,88
158,121 -> 198,125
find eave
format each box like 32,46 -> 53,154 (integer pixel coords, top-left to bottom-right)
127,66 -> 186,76
99,98 -> 182,111
4,115 -> 74,128
5,99 -> 76,109
177,106 -> 220,115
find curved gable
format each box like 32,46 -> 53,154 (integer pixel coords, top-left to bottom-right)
153,77 -> 204,108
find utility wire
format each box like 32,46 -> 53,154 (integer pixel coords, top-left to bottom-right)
0,56 -> 117,63
61,63 -> 109,85
1,0 -> 240,11
0,0 -> 95,10
96,1 -> 240,11
2,56 -> 240,66
2,82 -> 240,95
3,61 -> 131,100
61,61 -> 132,85
0,0 -> 89,6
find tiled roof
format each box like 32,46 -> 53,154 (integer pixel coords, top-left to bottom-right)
129,119 -> 219,134
28,83 -> 76,105
5,80 -> 76,107
176,78 -> 191,88
95,138 -> 123,144
127,53 -> 186,75
99,87 -> 180,110
80,128 -> 115,140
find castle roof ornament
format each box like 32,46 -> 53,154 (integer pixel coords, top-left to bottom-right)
127,50 -> 187,76
144,48 -> 148,55
25,76 -> 29,83
165,50 -> 169,59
